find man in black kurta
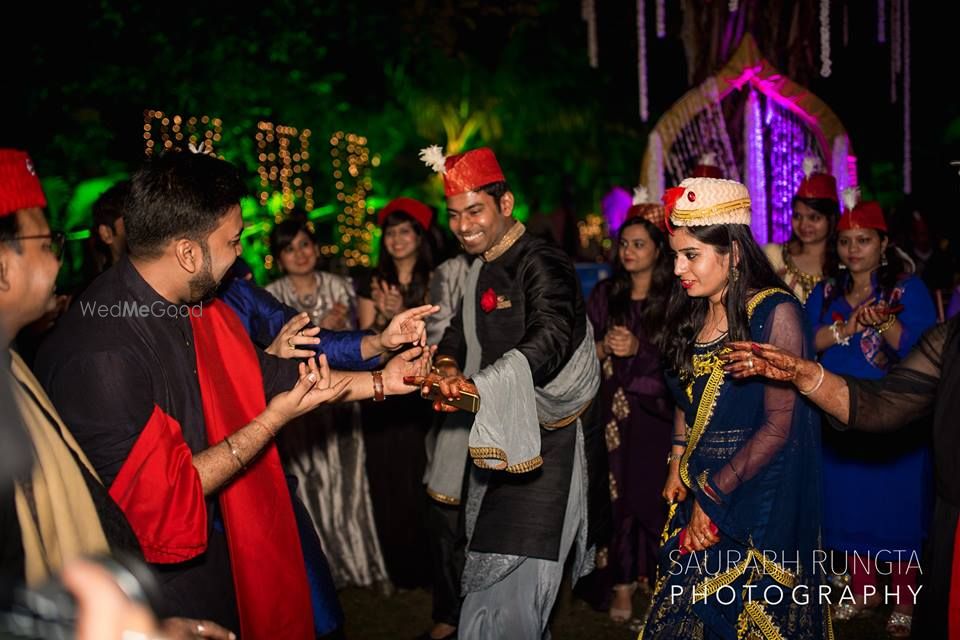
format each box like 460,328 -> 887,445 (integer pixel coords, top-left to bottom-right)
35,151 -> 433,639
417,145 -> 608,638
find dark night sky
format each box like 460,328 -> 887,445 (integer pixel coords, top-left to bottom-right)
3,1 -> 958,240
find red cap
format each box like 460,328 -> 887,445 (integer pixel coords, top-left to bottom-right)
837,201 -> 887,233
796,173 -> 838,201
691,164 -> 723,179
377,197 -> 433,230
626,203 -> 666,231
691,152 -> 723,179
441,148 -> 505,197
0,149 -> 46,217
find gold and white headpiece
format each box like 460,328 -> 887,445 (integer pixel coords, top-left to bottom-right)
663,177 -> 752,230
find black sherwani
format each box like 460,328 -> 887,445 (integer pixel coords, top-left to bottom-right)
437,229 -> 609,561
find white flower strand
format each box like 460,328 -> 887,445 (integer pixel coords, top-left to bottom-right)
891,0 -> 900,102
820,0 -> 832,77
878,0 -> 886,43
582,0 -> 599,68
638,0 -> 649,121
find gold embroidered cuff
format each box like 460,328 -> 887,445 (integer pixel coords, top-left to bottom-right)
426,487 -> 461,505
469,446 -> 508,470
504,455 -> 543,474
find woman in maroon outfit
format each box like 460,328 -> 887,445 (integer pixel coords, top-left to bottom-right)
586,214 -> 674,625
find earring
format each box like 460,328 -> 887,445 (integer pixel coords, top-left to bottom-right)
730,265 -> 740,282
881,254 -> 889,267
839,262 -> 847,270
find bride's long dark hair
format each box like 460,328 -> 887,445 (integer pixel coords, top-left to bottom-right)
657,224 -> 789,380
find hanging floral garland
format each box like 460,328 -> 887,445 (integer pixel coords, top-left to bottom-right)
820,0 -> 832,77
582,0 -> 599,68
891,0 -> 900,102
878,0 -> 886,43
638,0 -> 649,121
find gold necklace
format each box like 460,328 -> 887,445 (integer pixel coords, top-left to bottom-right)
781,244 -> 822,300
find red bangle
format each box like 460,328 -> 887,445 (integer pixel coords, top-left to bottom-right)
372,370 -> 385,402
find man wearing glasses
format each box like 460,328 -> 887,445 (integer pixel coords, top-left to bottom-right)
0,149 -> 119,597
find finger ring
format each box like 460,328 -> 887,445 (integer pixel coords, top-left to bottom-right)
196,623 -> 205,634
287,338 -> 295,349
748,358 -> 754,368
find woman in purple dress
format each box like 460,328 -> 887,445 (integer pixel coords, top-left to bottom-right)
586,214 -> 674,625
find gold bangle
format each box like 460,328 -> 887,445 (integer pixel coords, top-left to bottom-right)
251,418 -> 276,439
433,355 -> 458,369
666,452 -> 682,465
798,362 -> 825,396
223,435 -> 246,471
875,316 -> 896,334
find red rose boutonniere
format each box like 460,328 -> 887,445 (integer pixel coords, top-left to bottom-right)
480,287 -> 497,313
831,311 -> 845,324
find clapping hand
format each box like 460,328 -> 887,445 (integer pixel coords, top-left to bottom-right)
604,326 -> 640,357
858,299 -> 901,328
373,280 -> 405,319
318,303 -> 350,330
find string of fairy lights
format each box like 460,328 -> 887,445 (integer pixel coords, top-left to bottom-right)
330,131 -> 378,268
143,111 -> 380,271
143,110 -> 222,156
256,121 -> 315,215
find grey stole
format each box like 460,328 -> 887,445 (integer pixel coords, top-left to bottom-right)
423,258 -> 484,503
462,319 -> 601,591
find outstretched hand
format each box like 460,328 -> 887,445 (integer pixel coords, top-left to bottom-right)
266,354 -> 351,424
379,304 -> 439,350
384,344 -> 436,395
720,342 -> 800,382
266,312 -> 321,359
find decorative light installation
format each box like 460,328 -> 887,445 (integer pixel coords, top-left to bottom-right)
330,131 -> 376,268
143,110 -> 221,156
256,122 -> 314,215
832,134 -> 858,198
637,0 -> 649,121
662,80 -> 739,186
744,90 -> 768,242
582,0 -> 599,68
766,100 -> 815,243
577,213 -> 607,252
601,187 -> 632,235
656,0 -> 666,38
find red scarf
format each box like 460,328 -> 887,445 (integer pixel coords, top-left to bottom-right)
191,301 -> 313,639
